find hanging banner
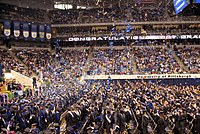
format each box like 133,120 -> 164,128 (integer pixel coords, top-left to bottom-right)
4,21 -> 11,37
46,25 -> 51,40
31,24 -> 37,39
23,22 -> 29,38
13,21 -> 20,38
39,25 -> 45,39
84,74 -> 200,80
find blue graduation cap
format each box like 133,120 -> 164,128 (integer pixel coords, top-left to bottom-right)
109,41 -> 114,46
126,24 -> 132,33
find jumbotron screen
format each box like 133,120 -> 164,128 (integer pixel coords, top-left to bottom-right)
194,0 -> 200,3
174,0 -> 190,14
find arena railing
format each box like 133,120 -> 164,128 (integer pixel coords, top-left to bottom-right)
51,21 -> 200,28
186,115 -> 196,134
164,118 -> 175,134
84,74 -> 200,80
147,111 -> 157,134
79,113 -> 91,134
131,108 -> 139,134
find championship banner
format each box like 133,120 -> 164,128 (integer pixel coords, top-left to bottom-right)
4,21 -> 11,37
39,25 -> 45,39
46,25 -> 51,40
31,24 -> 37,39
13,21 -> 20,38
23,23 -> 29,38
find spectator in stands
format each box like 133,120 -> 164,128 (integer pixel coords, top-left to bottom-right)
134,47 -> 184,74
88,48 -> 134,75
177,47 -> 200,74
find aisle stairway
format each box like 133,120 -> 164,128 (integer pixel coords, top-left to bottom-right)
126,9 -> 133,21
130,47 -> 138,74
165,47 -> 189,73
78,10 -> 84,23
44,11 -> 51,23
82,47 -> 94,77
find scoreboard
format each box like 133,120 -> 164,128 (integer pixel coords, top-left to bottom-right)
174,0 -> 190,14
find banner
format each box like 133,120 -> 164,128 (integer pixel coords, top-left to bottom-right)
4,21 -> 11,36
46,25 -> 51,40
31,24 -> 37,39
39,25 -> 45,39
84,74 -> 200,80
63,35 -> 200,42
13,21 -> 20,38
174,0 -> 190,14
22,22 -> 29,38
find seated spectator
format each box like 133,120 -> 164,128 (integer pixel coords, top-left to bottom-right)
0,49 -> 31,76
133,47 -> 184,74
88,48 -> 134,75
177,47 -> 200,74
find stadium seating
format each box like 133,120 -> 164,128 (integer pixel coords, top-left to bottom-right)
177,47 -> 200,74
0,1 -> 200,133
0,3 -> 47,22
133,47 -> 184,74
0,49 -> 32,76
88,48 -> 134,75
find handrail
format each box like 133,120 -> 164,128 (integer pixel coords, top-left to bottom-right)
52,21 -> 200,27
165,121 -> 175,134
79,114 -> 90,134
147,112 -> 157,134
47,122 -> 54,130
131,108 -> 139,134
171,123 -> 175,133
186,115 -> 195,134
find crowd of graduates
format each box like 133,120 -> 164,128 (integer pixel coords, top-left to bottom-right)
0,82 -> 93,133
0,47 -> 92,133
0,45 -> 200,133
1,78 -> 200,133
64,80 -> 200,134
0,0 -> 200,133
